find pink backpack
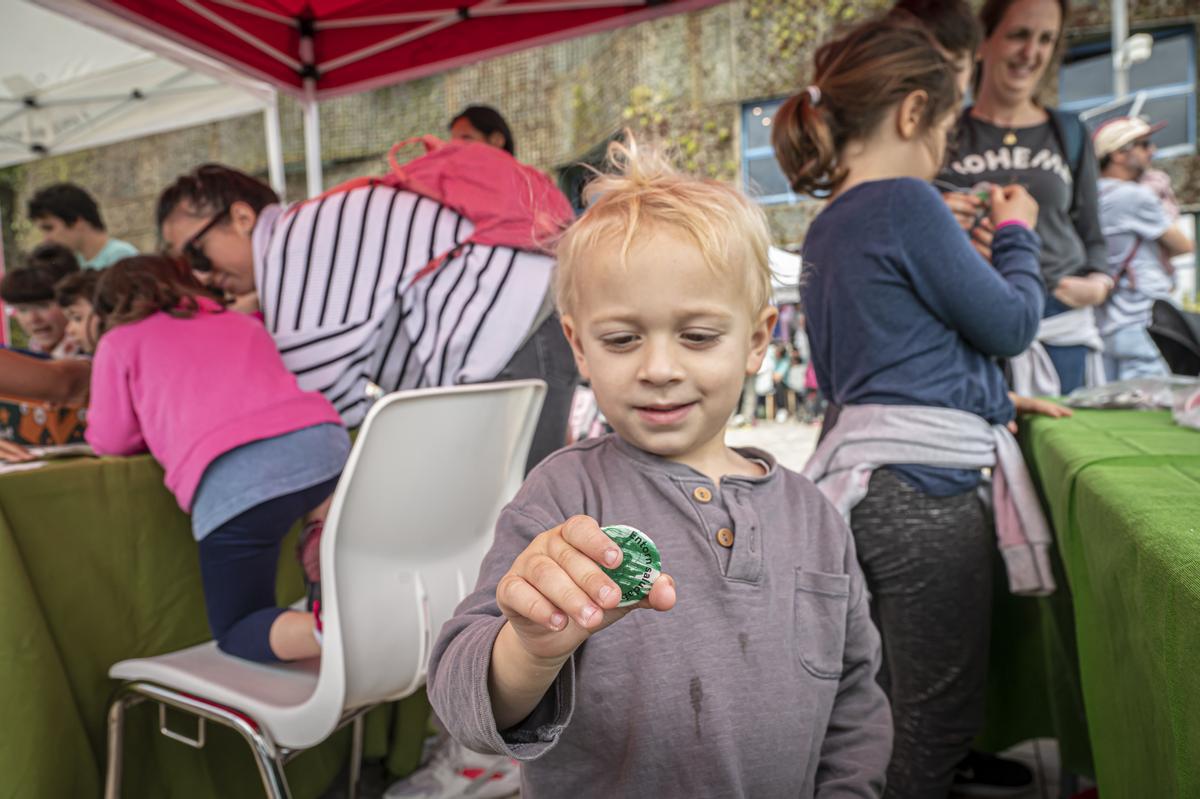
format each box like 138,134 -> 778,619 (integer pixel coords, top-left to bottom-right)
295,136 -> 574,283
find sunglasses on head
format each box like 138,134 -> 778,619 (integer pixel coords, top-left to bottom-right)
180,207 -> 231,273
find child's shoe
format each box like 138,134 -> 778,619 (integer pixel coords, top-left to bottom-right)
382,735 -> 519,798
952,750 -> 1033,796
298,520 -> 325,646
297,519 -> 324,607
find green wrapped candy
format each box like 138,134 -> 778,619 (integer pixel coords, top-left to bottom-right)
600,525 -> 662,607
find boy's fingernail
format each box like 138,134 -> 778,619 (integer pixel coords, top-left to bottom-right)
598,585 -> 613,603
604,549 -> 620,566
580,605 -> 598,625
550,613 -> 567,630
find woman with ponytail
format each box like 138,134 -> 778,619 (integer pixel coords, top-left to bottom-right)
776,18 -> 1050,799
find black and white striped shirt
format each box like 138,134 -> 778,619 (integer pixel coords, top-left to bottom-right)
253,187 -> 554,426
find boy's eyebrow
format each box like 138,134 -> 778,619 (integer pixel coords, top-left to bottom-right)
588,307 -> 737,327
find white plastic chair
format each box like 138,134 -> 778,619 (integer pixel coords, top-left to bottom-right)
104,380 -> 546,799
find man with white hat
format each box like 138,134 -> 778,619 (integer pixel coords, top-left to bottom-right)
1093,116 -> 1194,380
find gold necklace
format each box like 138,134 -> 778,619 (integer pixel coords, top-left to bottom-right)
973,108 -> 1026,147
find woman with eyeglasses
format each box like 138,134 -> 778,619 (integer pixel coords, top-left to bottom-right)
156,158 -> 578,477
156,165 -> 277,315
939,0 -> 1111,396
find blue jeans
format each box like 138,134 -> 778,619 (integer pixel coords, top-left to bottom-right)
1043,298 -> 1088,394
1103,324 -> 1169,382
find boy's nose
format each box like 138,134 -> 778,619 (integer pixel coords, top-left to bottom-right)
637,340 -> 684,385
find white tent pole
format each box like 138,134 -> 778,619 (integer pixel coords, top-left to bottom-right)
263,91 -> 286,202
1112,0 -> 1129,99
0,203 -> 8,347
299,29 -> 322,198
302,90 -> 321,198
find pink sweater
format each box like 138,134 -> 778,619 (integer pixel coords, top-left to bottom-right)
86,298 -> 343,511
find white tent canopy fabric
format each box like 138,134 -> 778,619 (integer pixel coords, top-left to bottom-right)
0,0 -> 281,181
769,246 -> 802,305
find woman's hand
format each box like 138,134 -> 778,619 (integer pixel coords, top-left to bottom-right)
1007,393 -> 1073,432
226,291 -> 261,314
1052,274 -> 1113,308
0,439 -> 36,463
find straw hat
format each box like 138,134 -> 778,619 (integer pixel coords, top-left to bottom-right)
1093,116 -> 1167,159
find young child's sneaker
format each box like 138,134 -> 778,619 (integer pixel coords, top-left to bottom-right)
297,519 -> 325,646
952,750 -> 1034,796
382,736 -> 519,798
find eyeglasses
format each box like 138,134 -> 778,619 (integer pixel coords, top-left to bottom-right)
180,207 -> 230,273
1131,139 -> 1155,151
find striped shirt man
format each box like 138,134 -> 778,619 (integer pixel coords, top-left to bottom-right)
254,186 -> 554,427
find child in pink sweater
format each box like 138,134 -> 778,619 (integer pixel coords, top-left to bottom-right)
87,256 -> 349,662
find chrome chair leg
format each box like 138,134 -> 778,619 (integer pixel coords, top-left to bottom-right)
348,714 -> 365,799
253,751 -> 292,799
104,682 -> 377,799
104,689 -> 146,799
111,682 -> 293,799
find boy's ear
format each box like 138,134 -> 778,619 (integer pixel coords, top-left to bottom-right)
559,313 -> 591,381
745,306 -> 778,376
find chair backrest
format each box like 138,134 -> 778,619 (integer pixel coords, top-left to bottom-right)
299,380 -> 544,742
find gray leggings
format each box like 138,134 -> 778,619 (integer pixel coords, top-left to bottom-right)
850,469 -> 992,799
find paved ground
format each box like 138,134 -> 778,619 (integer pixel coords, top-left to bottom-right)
725,418 -> 820,471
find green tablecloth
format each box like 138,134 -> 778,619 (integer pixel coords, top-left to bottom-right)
1019,409 -> 1200,797
6,411 -> 1196,796
0,454 -> 428,799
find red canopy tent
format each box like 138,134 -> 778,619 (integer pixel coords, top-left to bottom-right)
39,0 -> 724,195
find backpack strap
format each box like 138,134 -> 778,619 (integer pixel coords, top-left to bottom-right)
1048,108 -> 1087,218
1114,236 -> 1141,291
1049,108 -> 1085,178
1097,182 -> 1139,291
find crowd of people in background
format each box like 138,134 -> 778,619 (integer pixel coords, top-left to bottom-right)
732,311 -> 825,426
0,1 -> 1196,797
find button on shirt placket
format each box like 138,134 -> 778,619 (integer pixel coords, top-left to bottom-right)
688,481 -> 733,575
687,481 -> 763,582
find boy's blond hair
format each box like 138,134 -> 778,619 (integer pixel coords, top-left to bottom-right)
555,136 -> 774,315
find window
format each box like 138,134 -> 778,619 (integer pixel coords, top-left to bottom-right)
742,99 -> 797,205
1060,28 -> 1195,157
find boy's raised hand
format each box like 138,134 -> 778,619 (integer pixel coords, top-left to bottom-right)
497,515 -> 676,663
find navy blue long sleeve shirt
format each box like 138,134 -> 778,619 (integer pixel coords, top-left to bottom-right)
802,178 -> 1044,495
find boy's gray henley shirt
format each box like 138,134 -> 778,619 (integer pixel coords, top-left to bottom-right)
428,434 -> 891,798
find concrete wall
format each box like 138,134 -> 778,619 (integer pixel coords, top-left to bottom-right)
1,0 -> 1196,259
